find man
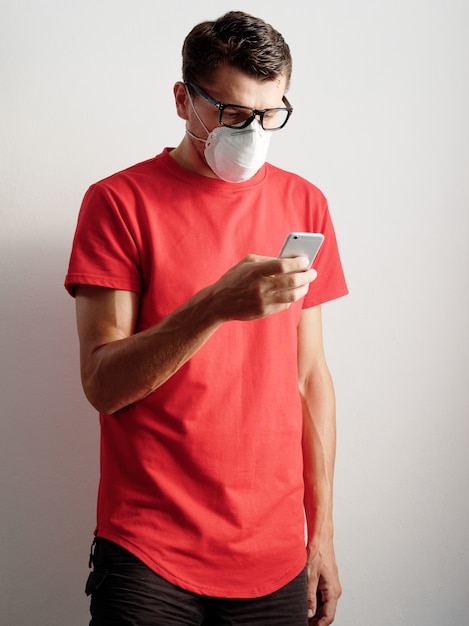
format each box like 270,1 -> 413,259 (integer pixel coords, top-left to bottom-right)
65,11 -> 347,626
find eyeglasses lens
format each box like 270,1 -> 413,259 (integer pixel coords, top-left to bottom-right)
220,106 -> 289,130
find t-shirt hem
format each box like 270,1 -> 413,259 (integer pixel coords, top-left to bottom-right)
64,274 -> 141,297
303,285 -> 349,309
96,529 -> 307,599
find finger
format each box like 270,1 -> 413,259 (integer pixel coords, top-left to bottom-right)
312,595 -> 338,626
272,267 -> 317,295
307,581 -> 319,622
279,255 -> 311,272
255,255 -> 312,276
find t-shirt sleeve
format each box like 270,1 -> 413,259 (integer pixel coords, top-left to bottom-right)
302,196 -> 348,308
65,183 -> 143,297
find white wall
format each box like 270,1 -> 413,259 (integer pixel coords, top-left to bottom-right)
1,1 -> 468,624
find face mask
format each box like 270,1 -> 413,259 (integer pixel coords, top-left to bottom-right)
204,123 -> 271,183
186,89 -> 272,183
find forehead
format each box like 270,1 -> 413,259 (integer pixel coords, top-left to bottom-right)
200,65 -> 287,109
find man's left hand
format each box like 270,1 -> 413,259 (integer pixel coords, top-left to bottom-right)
306,542 -> 342,625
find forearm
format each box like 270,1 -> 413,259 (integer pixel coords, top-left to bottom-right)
81,285 -> 222,414
300,365 -> 337,551
297,306 -> 342,622
79,255 -> 315,415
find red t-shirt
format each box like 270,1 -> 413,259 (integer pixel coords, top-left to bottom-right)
65,149 -> 348,598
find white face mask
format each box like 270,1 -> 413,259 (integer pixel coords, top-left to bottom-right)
186,89 -> 272,183
204,122 -> 271,182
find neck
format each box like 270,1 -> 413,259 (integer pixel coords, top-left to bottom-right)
169,136 -> 219,179
185,128 -> 206,143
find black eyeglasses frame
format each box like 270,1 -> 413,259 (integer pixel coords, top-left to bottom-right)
185,82 -> 293,131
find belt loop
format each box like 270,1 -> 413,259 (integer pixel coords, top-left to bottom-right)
88,536 -> 97,569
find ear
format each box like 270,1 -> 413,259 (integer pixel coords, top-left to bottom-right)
173,81 -> 190,121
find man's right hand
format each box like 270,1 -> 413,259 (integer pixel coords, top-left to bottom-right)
208,254 -> 317,322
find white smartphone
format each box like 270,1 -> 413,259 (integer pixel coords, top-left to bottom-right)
278,232 -> 325,269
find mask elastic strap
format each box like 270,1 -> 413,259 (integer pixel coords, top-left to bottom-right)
185,128 -> 206,143
185,85 -> 210,140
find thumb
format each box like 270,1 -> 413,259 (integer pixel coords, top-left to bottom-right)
307,588 -> 318,619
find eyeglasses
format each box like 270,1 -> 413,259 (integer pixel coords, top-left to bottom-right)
186,82 -> 293,131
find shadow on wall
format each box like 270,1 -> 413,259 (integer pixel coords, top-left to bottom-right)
0,239 -> 98,626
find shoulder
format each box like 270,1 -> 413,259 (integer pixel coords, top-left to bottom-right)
94,153 -> 165,189
264,162 -> 327,202
80,151 -> 174,212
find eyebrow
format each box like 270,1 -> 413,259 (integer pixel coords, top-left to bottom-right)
187,82 -> 291,111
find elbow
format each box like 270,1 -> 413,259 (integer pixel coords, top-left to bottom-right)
82,380 -> 115,415
81,368 -> 122,415
298,364 -> 334,403
80,348 -> 128,415
297,370 -> 320,400
81,368 -> 153,415
87,396 -> 118,416
298,370 -> 312,399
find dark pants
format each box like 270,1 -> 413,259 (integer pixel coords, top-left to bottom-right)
86,538 -> 308,625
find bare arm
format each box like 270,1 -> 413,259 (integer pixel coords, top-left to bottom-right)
298,305 -> 342,625
76,254 -> 316,414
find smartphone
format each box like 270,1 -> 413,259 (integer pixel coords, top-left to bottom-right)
278,232 -> 324,269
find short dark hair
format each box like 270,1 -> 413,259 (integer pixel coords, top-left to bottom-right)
182,11 -> 292,88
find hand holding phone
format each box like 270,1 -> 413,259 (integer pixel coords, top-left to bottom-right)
278,232 -> 324,269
